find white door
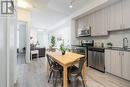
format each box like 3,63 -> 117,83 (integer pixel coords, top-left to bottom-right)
122,0 -> 130,29
105,50 -> 111,73
110,50 -> 122,77
0,17 -> 8,87
122,51 -> 130,80
108,1 -> 123,31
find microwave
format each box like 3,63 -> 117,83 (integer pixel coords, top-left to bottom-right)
78,26 -> 91,37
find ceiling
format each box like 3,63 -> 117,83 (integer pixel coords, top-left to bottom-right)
31,0 -> 95,30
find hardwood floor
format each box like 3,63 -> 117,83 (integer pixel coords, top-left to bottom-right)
17,54 -> 26,65
15,58 -> 130,87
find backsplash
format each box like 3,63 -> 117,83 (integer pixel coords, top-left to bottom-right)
77,29 -> 130,48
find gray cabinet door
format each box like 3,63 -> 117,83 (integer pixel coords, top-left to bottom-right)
122,0 -> 130,29
105,50 -> 111,73
111,50 -> 122,77
122,52 -> 130,80
92,8 -> 108,36
108,1 -> 123,31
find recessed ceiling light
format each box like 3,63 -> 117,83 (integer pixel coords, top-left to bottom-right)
69,5 -> 73,8
69,0 -> 74,8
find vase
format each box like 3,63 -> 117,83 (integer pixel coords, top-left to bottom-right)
62,51 -> 65,55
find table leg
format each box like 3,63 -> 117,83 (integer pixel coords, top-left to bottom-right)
82,62 -> 87,85
63,66 -> 68,87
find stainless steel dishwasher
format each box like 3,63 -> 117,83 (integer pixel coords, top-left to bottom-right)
88,47 -> 105,72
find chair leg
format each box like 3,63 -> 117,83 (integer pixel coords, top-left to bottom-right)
55,71 -> 58,87
48,70 -> 52,83
53,71 -> 58,87
80,74 -> 85,87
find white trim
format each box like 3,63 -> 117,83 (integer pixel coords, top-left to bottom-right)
6,17 -> 10,87
26,22 -> 31,63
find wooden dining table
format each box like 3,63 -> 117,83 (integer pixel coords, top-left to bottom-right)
47,51 -> 87,87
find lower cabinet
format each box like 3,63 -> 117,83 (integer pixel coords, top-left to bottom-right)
105,50 -> 111,73
105,50 -> 130,80
122,52 -> 130,80
110,50 -> 122,77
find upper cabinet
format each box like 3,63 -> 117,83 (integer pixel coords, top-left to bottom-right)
122,0 -> 130,29
75,0 -> 130,37
92,8 -> 108,36
76,13 -> 93,37
108,0 -> 130,31
108,1 -> 123,31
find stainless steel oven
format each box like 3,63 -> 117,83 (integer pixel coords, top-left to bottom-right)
71,40 -> 94,66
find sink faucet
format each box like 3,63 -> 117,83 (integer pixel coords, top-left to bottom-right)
123,37 -> 128,49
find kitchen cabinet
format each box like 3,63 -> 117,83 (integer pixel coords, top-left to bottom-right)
105,50 -> 122,77
108,1 -> 123,31
108,0 -> 130,30
77,17 -> 87,35
92,8 -> 108,36
110,50 -> 122,77
87,14 -> 93,29
76,14 -> 93,37
75,0 -> 130,37
105,50 -> 130,80
122,51 -> 130,80
122,0 -> 130,29
105,50 -> 111,73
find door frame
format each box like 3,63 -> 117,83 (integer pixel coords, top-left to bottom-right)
17,21 -> 30,63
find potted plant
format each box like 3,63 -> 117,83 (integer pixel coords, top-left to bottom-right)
51,36 -> 56,47
49,36 -> 56,52
60,43 -> 66,55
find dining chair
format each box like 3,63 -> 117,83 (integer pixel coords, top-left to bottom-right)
68,57 -> 86,87
46,54 -> 63,87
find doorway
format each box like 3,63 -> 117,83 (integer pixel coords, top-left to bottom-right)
17,21 -> 27,65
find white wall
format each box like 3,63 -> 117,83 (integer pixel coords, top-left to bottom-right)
31,7 -> 68,30
50,19 -> 71,48
31,29 -> 49,48
37,31 -> 49,48
30,29 -> 37,44
17,22 -> 26,52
